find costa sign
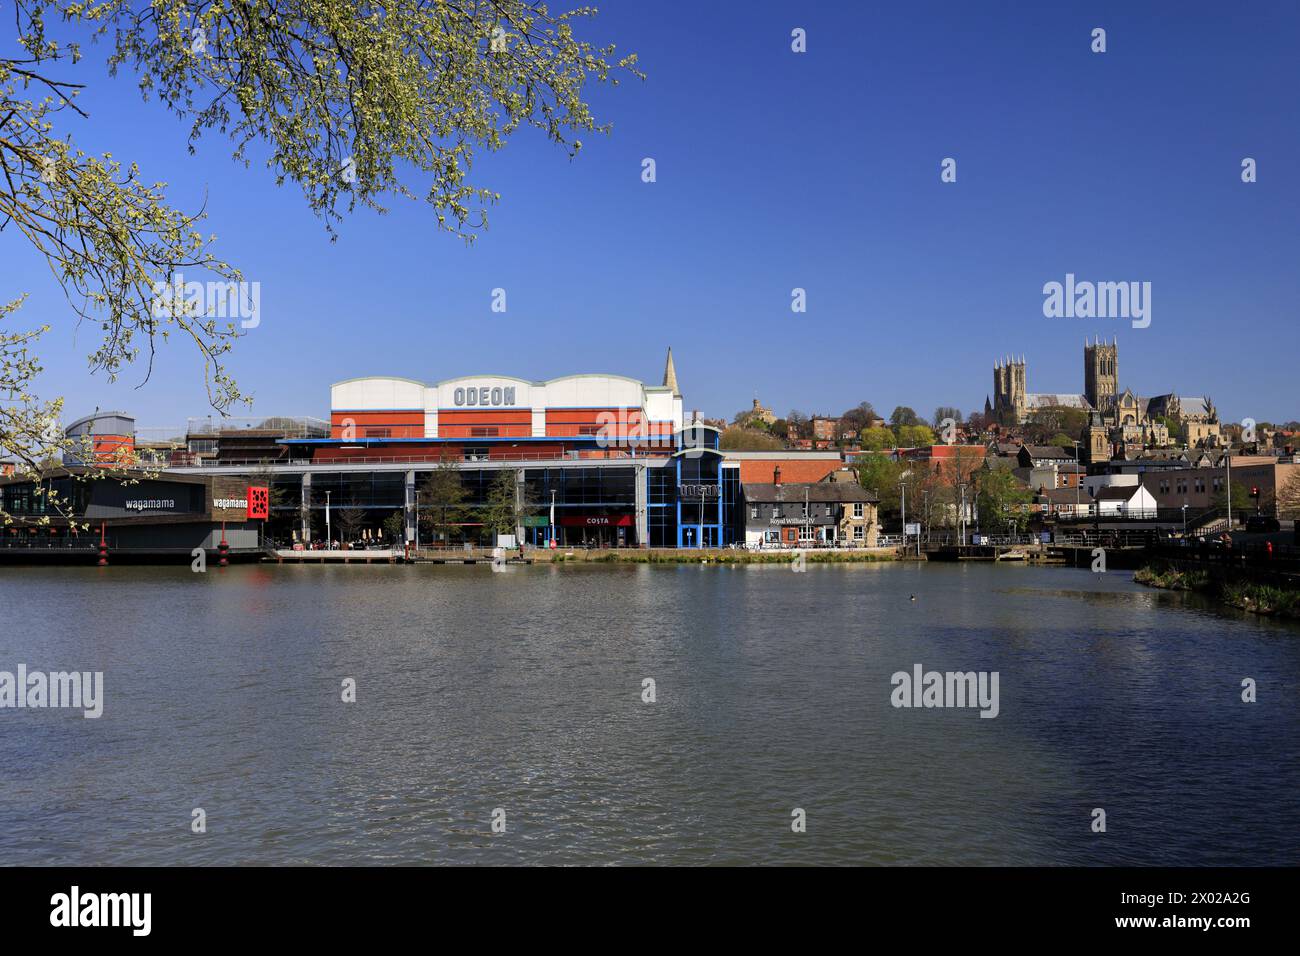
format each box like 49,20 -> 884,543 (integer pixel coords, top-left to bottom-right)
558,515 -> 634,527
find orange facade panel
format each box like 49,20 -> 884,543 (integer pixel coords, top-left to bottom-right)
439,425 -> 533,438
331,410 -> 424,439
438,410 -> 532,425
437,408 -> 532,438
544,408 -> 673,438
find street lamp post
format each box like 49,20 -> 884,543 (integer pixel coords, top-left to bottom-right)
1072,440 -> 1081,516
1090,485 -> 1100,546
958,482 -> 965,547
898,474 -> 908,554
1225,448 -> 1232,529
325,490 -> 331,548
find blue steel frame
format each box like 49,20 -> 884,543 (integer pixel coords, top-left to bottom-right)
674,451 -> 725,548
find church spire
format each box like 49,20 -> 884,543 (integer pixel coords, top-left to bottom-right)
662,346 -> 679,396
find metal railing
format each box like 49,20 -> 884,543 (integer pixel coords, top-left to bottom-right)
1152,539 -> 1300,574
0,538 -> 96,550
176,449 -> 657,469
1053,529 -> 1161,548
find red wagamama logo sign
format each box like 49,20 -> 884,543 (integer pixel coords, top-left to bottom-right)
246,486 -> 269,520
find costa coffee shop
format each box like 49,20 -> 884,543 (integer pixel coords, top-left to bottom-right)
0,469 -> 269,562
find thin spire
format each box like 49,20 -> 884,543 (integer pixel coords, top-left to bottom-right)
662,346 -> 679,396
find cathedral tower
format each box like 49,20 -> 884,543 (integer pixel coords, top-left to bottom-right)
992,356 -> 1027,424
1084,337 -> 1118,411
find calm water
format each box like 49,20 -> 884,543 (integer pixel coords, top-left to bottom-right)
0,561 -> 1297,866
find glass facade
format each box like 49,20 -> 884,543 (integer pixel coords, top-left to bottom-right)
645,427 -> 741,548
249,426 -> 740,549
522,466 -> 637,546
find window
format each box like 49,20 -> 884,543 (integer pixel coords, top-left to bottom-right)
854,525 -> 864,540
465,445 -> 490,462
364,427 -> 391,439
798,525 -> 814,541
470,427 -> 499,438
577,425 -> 602,436
751,506 -> 759,519
853,502 -> 864,518
773,506 -> 781,519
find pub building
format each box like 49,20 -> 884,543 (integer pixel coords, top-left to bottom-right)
741,467 -> 880,548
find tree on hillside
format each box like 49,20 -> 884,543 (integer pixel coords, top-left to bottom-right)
1025,406 -> 1087,445
785,411 -> 814,440
975,468 -> 1032,533
932,407 -> 963,429
889,406 -> 921,428
1277,472 -> 1300,520
856,455 -> 906,513
859,428 -> 895,452
895,424 -> 936,447
0,1 -> 640,522
719,427 -> 783,451
840,402 -> 877,432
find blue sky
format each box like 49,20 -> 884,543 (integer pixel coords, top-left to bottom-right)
3,0 -> 1297,432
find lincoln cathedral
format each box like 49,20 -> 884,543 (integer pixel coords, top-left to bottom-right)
986,339 -> 1221,456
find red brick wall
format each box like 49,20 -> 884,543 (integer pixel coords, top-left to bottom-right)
736,459 -> 840,484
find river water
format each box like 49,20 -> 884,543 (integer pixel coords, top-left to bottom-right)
0,562 -> 1296,865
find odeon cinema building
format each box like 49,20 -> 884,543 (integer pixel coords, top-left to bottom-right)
186,351 -> 766,548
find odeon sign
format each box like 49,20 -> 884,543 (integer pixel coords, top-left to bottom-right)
453,385 -> 517,407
